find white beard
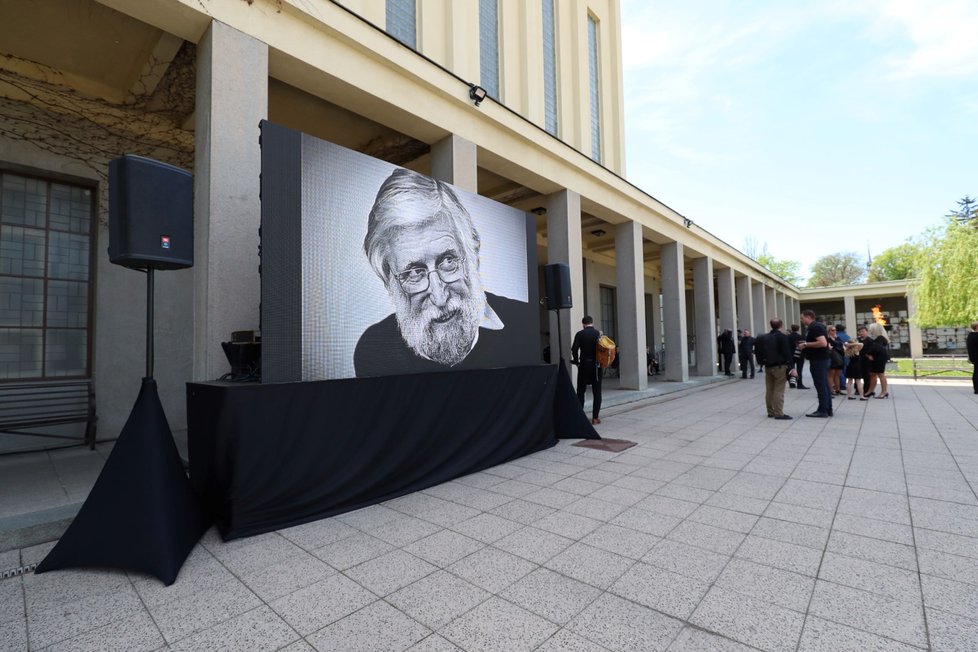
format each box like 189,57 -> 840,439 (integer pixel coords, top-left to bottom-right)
392,281 -> 485,366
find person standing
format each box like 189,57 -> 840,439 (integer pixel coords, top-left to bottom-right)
836,324 -> 851,388
788,324 -> 808,389
968,321 -> 978,394
827,325 -> 845,395
864,322 -> 891,399
798,309 -> 832,417
739,329 -> 756,379
856,325 -> 873,395
754,318 -> 794,420
571,316 -> 603,425
718,329 -> 736,376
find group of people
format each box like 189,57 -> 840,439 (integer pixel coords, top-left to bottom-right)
746,311 -> 897,420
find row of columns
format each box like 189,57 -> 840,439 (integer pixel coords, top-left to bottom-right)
189,19 -> 802,389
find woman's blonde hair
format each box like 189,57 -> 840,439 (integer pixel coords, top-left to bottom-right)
867,322 -> 889,341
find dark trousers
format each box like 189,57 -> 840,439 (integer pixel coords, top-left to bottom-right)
722,353 -> 734,374
972,363 -> 978,394
794,357 -> 807,387
577,362 -> 602,419
740,356 -> 754,378
810,357 -> 832,414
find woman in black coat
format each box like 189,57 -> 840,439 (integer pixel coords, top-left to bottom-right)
864,322 -> 890,398
844,340 -> 864,399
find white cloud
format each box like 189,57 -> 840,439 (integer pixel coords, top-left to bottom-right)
873,0 -> 978,79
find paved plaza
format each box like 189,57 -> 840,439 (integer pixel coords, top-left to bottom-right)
3,377 -> 978,651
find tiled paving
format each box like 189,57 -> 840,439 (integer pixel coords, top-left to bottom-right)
2,377 -> 978,651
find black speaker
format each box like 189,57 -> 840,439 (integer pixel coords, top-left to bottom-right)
543,263 -> 572,310
109,155 -> 193,270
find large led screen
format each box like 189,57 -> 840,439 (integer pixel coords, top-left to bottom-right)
260,121 -> 540,382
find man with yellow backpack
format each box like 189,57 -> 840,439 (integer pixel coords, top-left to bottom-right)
571,316 -> 617,425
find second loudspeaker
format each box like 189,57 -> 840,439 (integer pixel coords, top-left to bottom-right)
543,263 -> 572,310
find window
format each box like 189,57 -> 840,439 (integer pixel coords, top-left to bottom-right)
588,14 -> 601,163
386,0 -> 416,49
542,0 -> 558,135
479,0 -> 499,98
0,172 -> 94,380
600,286 -> 616,341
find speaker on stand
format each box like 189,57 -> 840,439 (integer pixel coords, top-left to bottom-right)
36,155 -> 211,585
543,263 -> 573,363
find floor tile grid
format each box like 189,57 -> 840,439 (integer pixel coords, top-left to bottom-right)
897,384 -> 978,651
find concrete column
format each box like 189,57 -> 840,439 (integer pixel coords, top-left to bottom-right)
736,275 -> 754,335
717,267 -> 737,370
545,190 -> 584,364
844,294 -> 857,332
194,21 -> 268,381
791,297 -> 800,327
752,281 -> 766,335
765,286 -> 777,324
615,222 -> 647,390
661,242 -> 688,382
908,291 -> 924,358
778,291 -> 788,324
648,277 -> 662,353
431,134 -> 478,193
693,257 -> 717,376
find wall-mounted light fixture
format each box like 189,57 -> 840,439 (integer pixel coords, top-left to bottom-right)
682,218 -> 693,228
469,85 -> 488,106
530,207 -> 547,215
590,229 -> 606,237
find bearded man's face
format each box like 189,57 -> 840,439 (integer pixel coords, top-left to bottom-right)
386,218 -> 484,366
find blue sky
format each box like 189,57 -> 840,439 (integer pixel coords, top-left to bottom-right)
620,0 -> 978,283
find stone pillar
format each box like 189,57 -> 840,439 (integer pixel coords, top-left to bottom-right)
765,286 -> 777,324
661,242 -> 688,381
908,291 -> 924,358
844,294 -> 857,332
194,21 -> 268,381
778,291 -> 788,324
752,281 -> 766,335
736,275 -> 754,335
431,134 -> 478,193
693,257 -> 717,376
615,222 -> 647,390
717,267 -> 737,370
546,190 -> 584,365
648,277 -> 662,354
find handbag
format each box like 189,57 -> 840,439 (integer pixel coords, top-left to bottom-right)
830,347 -> 844,368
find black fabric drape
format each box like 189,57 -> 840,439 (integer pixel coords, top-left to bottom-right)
189,363 -> 596,540
35,378 -> 211,586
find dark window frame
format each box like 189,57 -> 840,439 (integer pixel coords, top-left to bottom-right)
0,167 -> 97,382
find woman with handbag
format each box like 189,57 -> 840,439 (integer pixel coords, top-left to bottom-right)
827,325 -> 845,395
844,340 -> 864,399
864,323 -> 891,399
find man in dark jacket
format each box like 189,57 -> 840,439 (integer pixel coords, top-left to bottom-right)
968,321 -> 978,394
571,316 -> 603,425
739,329 -> 755,379
754,318 -> 794,419
717,329 -> 736,376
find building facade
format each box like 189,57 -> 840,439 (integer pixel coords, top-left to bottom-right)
1,0 -> 808,452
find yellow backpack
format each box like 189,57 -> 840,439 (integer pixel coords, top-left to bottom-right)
596,335 -> 617,369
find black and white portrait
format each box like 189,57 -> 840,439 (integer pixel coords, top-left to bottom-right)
259,128 -> 538,381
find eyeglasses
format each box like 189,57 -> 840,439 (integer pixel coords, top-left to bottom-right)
393,255 -> 465,294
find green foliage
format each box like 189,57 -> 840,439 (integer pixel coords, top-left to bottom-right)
743,238 -> 803,284
867,242 -> 922,282
913,218 -> 978,328
807,251 -> 866,287
947,195 -> 978,223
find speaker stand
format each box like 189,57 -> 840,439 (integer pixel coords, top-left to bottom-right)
35,265 -> 211,585
552,308 -> 565,364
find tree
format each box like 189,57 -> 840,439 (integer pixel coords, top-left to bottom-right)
913,217 -> 978,328
742,237 -> 803,284
947,195 -> 978,223
808,252 -> 866,287
867,242 -> 922,282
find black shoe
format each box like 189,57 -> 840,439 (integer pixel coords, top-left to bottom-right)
797,385 -> 809,389
750,375 -> 755,379
806,412 -> 829,418
741,375 -> 747,379
774,415 -> 793,420
827,410 -> 833,416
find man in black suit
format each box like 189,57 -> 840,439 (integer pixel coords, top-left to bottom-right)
571,316 -> 603,425
754,318 -> 794,420
739,329 -> 755,379
968,321 -> 978,394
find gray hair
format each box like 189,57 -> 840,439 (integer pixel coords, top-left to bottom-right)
363,168 -> 481,284
867,322 -> 889,341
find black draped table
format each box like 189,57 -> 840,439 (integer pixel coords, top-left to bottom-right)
188,362 -> 596,540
